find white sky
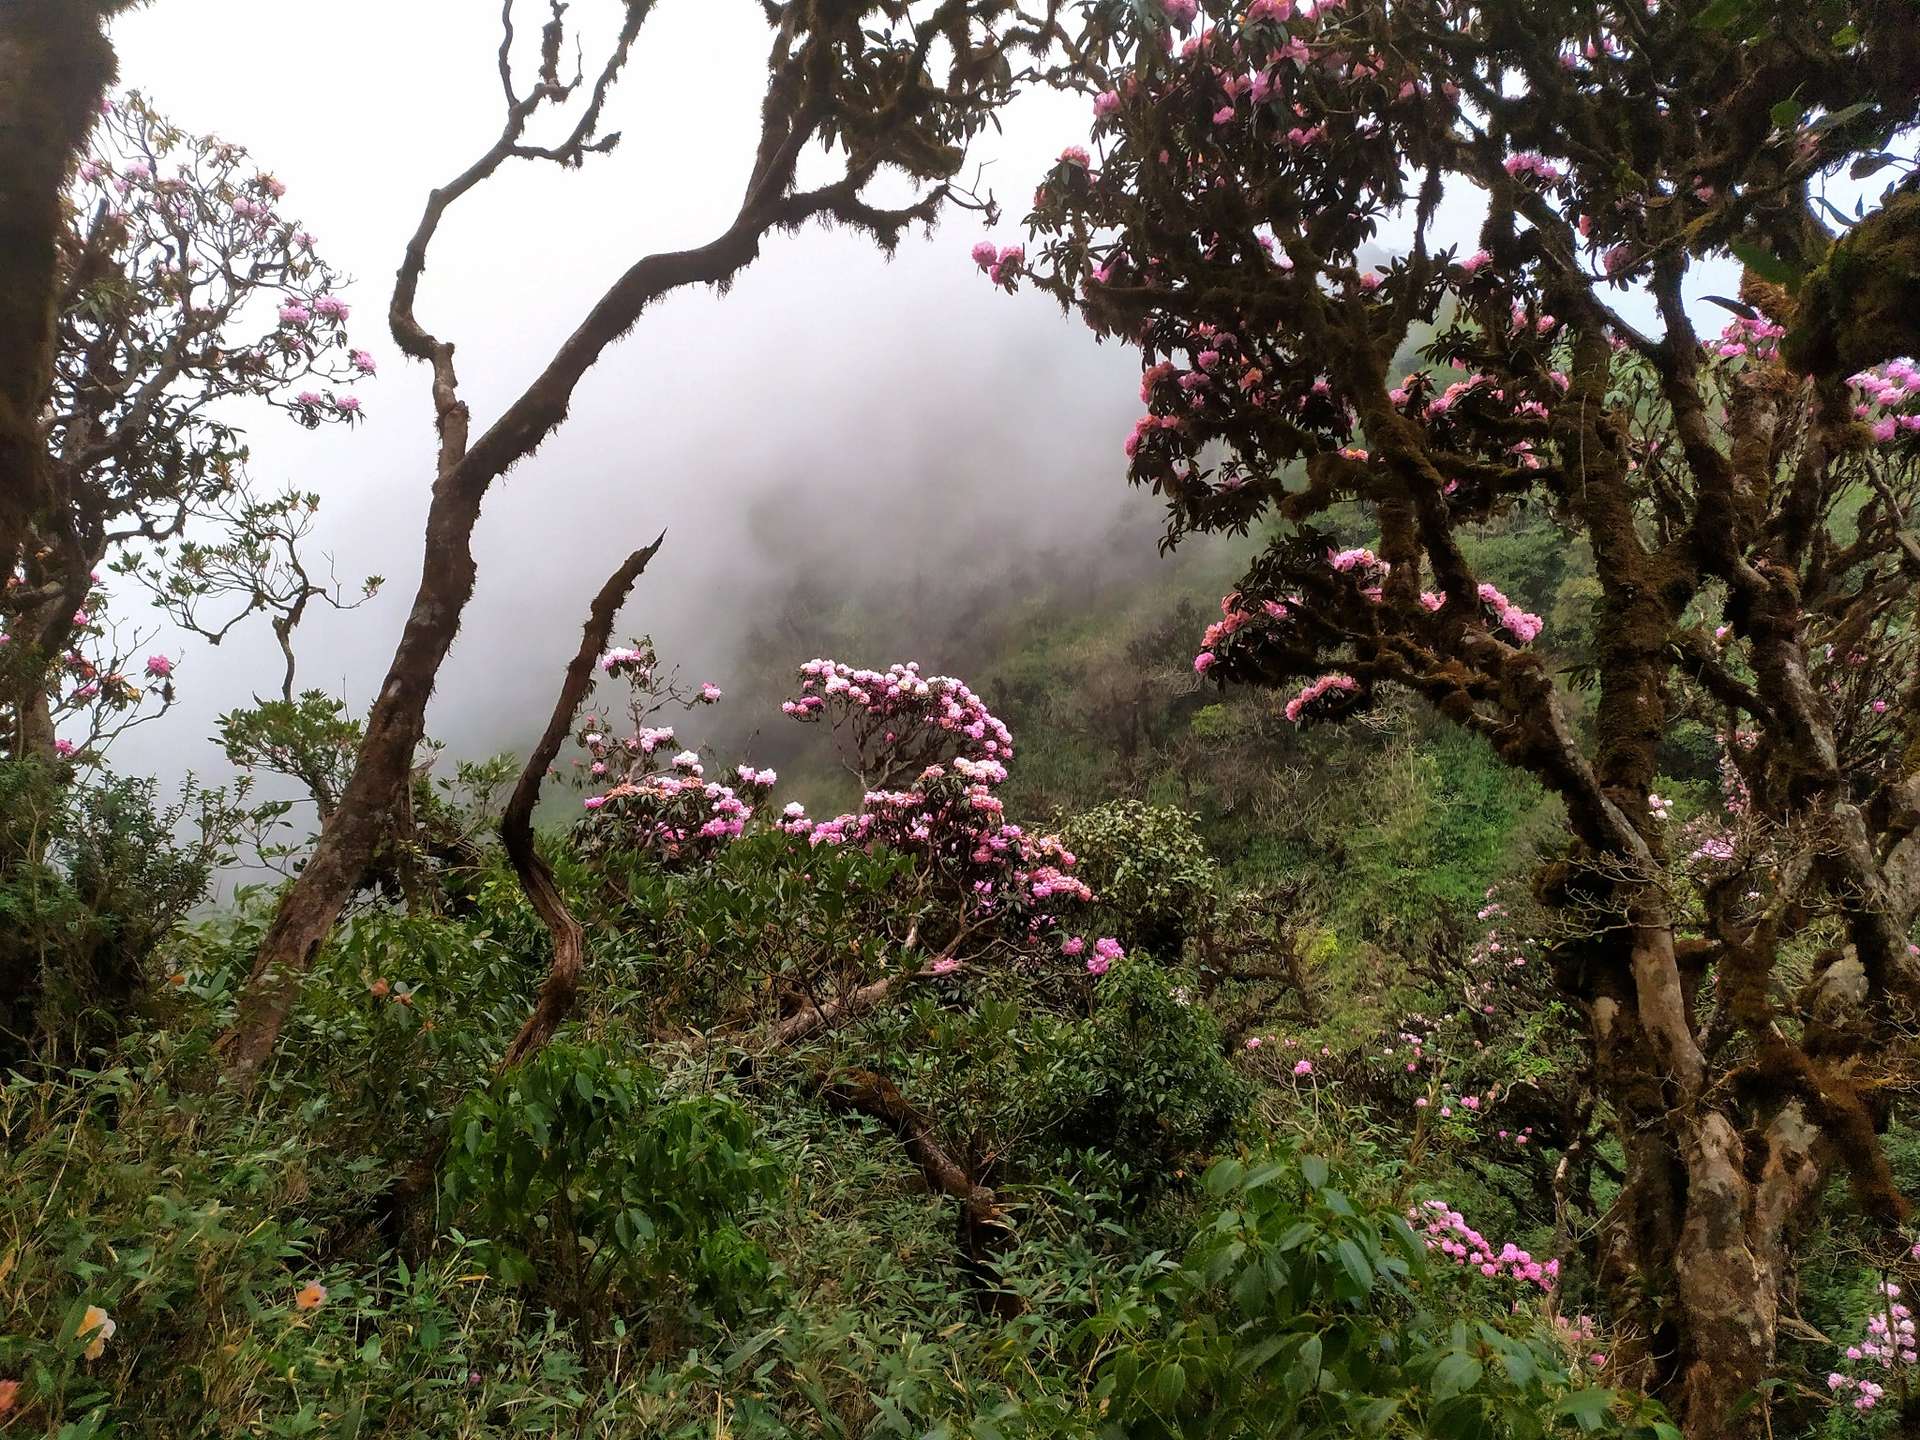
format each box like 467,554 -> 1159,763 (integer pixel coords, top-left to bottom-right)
103,0 -> 1158,784
100,0 -> 1756,793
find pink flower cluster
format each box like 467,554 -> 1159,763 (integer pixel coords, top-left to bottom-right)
1474,582 -> 1545,645
972,240 -> 1026,287
1413,1199 -> 1558,1289
1082,934 -> 1125,975
1703,313 -> 1785,362
1501,151 -> 1563,185
600,646 -> 651,677
777,662 -> 1092,938
1849,360 -> 1920,445
1329,546 -> 1382,574
574,652 -> 1104,965
1829,1281 -> 1918,1412
1284,672 -> 1359,725
782,659 -> 1012,759
1191,543 -> 1543,690
578,735 -> 774,861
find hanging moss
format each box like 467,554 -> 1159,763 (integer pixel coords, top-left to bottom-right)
1783,186 -> 1920,378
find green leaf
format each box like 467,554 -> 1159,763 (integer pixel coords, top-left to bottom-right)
1355,1397 -> 1400,1434
1769,97 -> 1802,129
1694,0 -> 1748,27
1300,1155 -> 1329,1189
1554,1388 -> 1618,1431
1430,1352 -> 1483,1402
1334,1237 -> 1374,1293
1728,238 -> 1800,288
1235,1333 -> 1294,1374
1150,1361 -> 1187,1408
1810,101 -> 1875,132
1832,22 -> 1860,45
1297,1333 -> 1322,1386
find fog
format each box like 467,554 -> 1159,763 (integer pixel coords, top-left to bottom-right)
100,1 -> 1685,791
95,1 -> 1183,787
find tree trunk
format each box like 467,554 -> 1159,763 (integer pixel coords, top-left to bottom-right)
498,534 -> 662,1070
1,3 -> 116,778
218,483 -> 484,1081
1590,918 -> 1828,1440
0,2 -> 115,583
14,684 -> 58,767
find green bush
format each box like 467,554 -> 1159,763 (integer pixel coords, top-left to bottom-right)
0,762 -> 244,1061
1056,961 -> 1245,1174
863,961 -> 1244,1188
1060,801 -> 1220,959
1080,1149 -> 1676,1440
443,1042 -> 780,1323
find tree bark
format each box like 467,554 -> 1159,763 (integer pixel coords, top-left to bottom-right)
219,480 -> 486,1080
0,3 -> 118,770
498,533 -> 663,1070
0,2 -> 115,580
1590,909 -> 1834,1440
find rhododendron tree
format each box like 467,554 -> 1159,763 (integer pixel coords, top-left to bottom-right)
982,1 -> 1920,1432
576,652 -> 1108,966
222,0 -> 1067,1083
2,94 -> 369,769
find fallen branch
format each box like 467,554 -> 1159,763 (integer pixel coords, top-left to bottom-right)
814,1065 -> 1022,1317
771,973 -> 904,1047
770,932 -> 967,1048
499,532 -> 665,1069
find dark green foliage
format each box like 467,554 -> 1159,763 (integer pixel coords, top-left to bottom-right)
864,959 -> 1245,1186
0,760 -> 243,1059
1059,801 -> 1220,958
1087,1151 -> 1676,1440
1059,961 -> 1245,1174
444,1043 -> 778,1321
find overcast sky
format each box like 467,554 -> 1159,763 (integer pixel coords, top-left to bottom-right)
95,1 -> 1179,784
99,0 -> 1720,796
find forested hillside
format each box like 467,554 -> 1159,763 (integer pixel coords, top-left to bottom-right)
3,1 -> 1918,1438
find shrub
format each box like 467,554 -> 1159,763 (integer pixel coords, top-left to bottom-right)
1059,801 -> 1220,958
0,762 -> 243,1060
866,961 -> 1243,1187
443,1042 -> 779,1324
1081,1149 -> 1674,1439
1057,961 -> 1244,1173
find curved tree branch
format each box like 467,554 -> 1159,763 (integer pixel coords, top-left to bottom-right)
498,528 -> 664,1069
